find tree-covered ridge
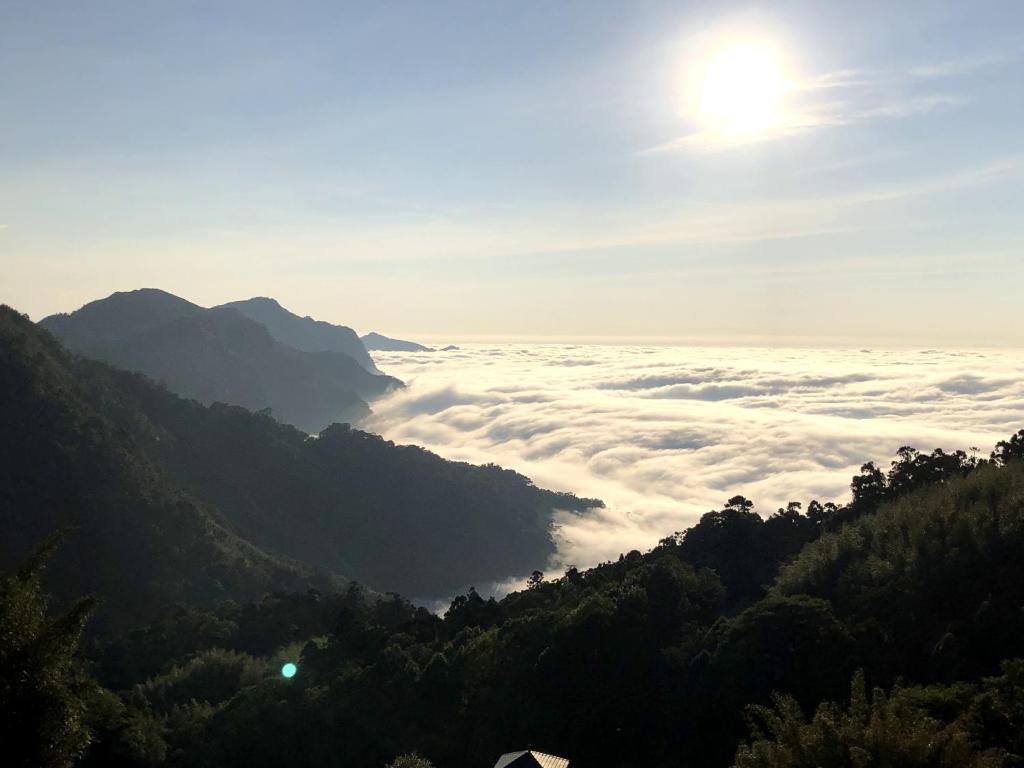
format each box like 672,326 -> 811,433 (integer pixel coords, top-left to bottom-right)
12,429 -> 1012,768
733,664 -> 1024,767
1,305 -> 600,624
0,305 -> 317,632
93,364 -> 601,596
775,459 -> 1024,685
39,289 -> 401,433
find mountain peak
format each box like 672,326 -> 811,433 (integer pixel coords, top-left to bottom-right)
238,296 -> 283,308
218,297 -> 380,373
362,331 -> 434,352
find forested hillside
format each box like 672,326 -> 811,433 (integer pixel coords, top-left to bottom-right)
5,403 -> 1022,766
1,306 -> 600,624
0,305 -> 319,632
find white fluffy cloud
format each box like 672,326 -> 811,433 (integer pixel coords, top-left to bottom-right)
367,345 -> 1024,575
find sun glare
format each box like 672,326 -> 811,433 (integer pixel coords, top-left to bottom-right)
694,39 -> 791,141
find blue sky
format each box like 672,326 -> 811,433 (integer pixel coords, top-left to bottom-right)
2,1 -> 1022,343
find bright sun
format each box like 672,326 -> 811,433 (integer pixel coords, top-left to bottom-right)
696,40 -> 791,140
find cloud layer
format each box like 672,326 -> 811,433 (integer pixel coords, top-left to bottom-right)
367,345 -> 1024,575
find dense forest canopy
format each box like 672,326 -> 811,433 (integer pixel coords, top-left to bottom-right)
3,303 -> 1023,767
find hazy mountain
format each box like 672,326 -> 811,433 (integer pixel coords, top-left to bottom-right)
37,287 -> 202,347
0,305 -> 320,631
220,296 -> 381,373
362,331 -> 435,352
3,306 -> 600,625
40,289 -> 401,433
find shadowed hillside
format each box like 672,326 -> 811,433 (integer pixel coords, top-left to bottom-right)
0,305 -> 319,631
23,429 -> 1020,768
2,306 -> 600,624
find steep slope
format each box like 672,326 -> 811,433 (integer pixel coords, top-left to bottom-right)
362,331 -> 434,352
41,290 -> 402,433
219,296 -> 380,373
139,416 -> 600,597
7,305 -> 600,606
0,306 -> 317,631
97,307 -> 397,430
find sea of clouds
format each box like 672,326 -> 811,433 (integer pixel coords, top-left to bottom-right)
367,344 -> 1024,578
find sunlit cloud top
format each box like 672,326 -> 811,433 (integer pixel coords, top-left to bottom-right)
368,344 -> 1024,571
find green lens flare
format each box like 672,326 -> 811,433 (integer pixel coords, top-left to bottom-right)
281,662 -> 297,678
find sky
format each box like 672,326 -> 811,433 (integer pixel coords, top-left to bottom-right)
2,1 -> 1023,344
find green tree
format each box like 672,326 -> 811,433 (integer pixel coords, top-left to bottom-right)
386,752 -> 436,768
0,535 -> 97,768
733,671 -> 1001,768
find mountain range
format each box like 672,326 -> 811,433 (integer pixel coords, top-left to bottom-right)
40,290 -> 400,433
2,304 -> 600,630
219,296 -> 381,372
5,293 -> 1024,767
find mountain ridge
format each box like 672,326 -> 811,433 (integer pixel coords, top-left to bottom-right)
218,296 -> 381,373
2,305 -> 601,627
40,290 -> 401,433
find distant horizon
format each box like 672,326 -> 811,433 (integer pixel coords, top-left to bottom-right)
19,285 -> 1024,351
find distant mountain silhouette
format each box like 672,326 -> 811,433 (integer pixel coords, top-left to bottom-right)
220,297 -> 380,373
1,305 -> 601,628
362,331 -> 435,352
40,289 -> 401,433
39,287 -> 201,347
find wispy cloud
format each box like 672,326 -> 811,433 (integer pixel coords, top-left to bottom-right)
909,52 -> 1017,78
646,47 -> 1020,154
850,92 -> 964,120
640,109 -> 837,155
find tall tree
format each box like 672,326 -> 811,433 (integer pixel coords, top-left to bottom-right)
0,535 -> 96,768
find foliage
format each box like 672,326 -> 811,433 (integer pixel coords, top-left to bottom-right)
8,301 -> 1024,768
658,496 -> 821,607
0,305 -> 316,632
775,461 -> 1024,683
107,433 -> 1022,768
386,753 -> 436,768
733,663 -> 1024,767
0,536 -> 96,768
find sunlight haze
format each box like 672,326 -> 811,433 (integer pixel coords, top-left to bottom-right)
2,1 -> 1022,344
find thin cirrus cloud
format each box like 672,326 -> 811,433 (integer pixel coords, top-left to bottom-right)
645,51 -> 1014,154
367,345 -> 1024,578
